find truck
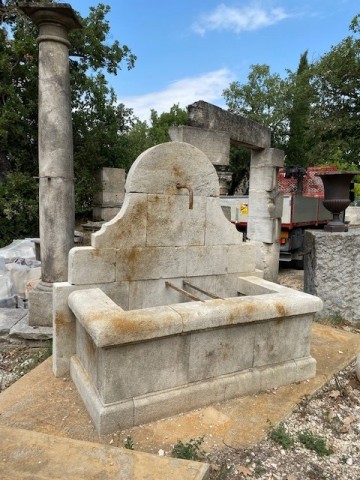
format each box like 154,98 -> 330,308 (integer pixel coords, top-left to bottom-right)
220,166 -> 336,268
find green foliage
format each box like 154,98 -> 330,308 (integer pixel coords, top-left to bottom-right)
123,435 -> 134,450
0,171 -> 39,247
223,64 -> 291,149
297,430 -> 332,456
268,421 -> 295,449
286,51 -> 314,167
171,436 -> 207,461
0,0 -> 137,217
148,104 -> 187,145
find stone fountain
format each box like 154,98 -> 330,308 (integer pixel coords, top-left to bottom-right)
53,141 -> 322,434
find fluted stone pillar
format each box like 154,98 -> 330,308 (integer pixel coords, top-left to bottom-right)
20,3 -> 82,326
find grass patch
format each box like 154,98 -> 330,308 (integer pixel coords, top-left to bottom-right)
171,436 -> 207,461
268,421 -> 295,449
297,430 -> 332,456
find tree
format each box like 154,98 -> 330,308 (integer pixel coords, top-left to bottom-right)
310,15 -> 360,164
0,1 -> 136,243
286,51 -> 314,167
148,104 -> 187,145
223,64 -> 291,149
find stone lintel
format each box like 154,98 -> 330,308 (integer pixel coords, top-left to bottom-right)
19,3 -> 83,31
187,100 -> 271,150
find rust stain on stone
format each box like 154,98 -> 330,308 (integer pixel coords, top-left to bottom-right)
55,312 -> 70,326
275,302 -> 286,317
85,332 -> 96,360
172,165 -> 184,179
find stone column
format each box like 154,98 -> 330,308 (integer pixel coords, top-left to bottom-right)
20,4 -> 82,326
247,148 -> 284,281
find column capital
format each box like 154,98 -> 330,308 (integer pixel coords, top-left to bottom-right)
19,3 -> 82,31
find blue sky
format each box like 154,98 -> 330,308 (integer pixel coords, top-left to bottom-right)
70,0 -> 359,122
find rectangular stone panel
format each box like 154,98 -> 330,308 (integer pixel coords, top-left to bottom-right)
68,247 -> 116,285
248,191 -> 283,219
253,315 -> 313,367
97,335 -> 190,404
250,148 -> 285,168
116,246 -> 187,282
247,217 -> 281,244
226,243 -> 256,274
188,324 -> 255,382
186,246 -> 227,276
146,194 -> 206,246
128,278 -> 187,310
249,166 -> 278,191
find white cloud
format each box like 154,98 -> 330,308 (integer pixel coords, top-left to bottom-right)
192,3 -> 289,35
118,68 -> 234,122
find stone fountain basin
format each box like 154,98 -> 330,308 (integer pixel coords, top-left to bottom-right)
68,276 -> 322,435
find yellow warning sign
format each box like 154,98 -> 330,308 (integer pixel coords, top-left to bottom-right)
240,203 -> 248,215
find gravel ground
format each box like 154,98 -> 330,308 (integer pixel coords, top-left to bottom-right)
207,361 -> 360,479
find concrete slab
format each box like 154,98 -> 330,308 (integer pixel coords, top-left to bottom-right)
9,314 -> 52,340
0,308 -> 27,335
0,425 -> 209,480
0,323 -> 359,476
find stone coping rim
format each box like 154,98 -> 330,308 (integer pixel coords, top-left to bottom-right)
68,279 -> 323,348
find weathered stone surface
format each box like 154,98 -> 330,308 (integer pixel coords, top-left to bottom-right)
188,324 -> 255,382
126,142 -> 219,197
68,247 -> 116,285
186,246 -> 227,276
0,425 -> 206,480
304,228 -> 360,323
205,197 -> 243,245
98,335 -> 190,403
187,100 -> 271,149
345,206 -> 360,225
128,278 -> 185,309
253,315 -> 312,367
93,167 -> 125,205
68,288 -> 183,348
250,148 -> 285,168
116,247 -> 187,281
0,308 -> 27,334
92,194 -> 148,249
247,217 -> 281,244
28,287 -> 53,327
247,191 -> 283,219
146,194 -> 206,246
169,125 -> 230,165
226,243 -> 256,274
9,314 -> 52,340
